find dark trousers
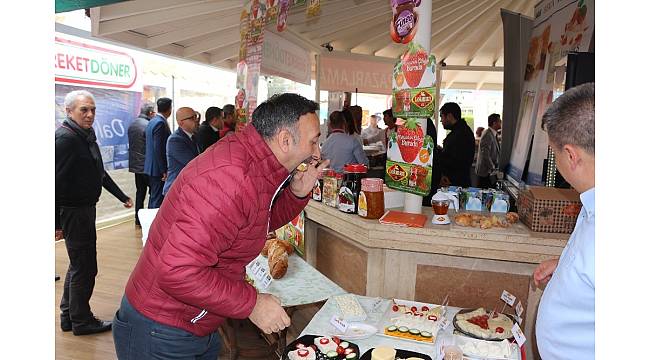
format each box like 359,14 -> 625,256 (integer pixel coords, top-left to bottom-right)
113,296 -> 221,360
59,205 -> 98,325
148,175 -> 164,208
478,175 -> 496,189
134,173 -> 149,225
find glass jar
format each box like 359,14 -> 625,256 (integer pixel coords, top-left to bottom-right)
358,178 -> 385,219
338,164 -> 367,214
322,169 -> 338,207
312,168 -> 326,202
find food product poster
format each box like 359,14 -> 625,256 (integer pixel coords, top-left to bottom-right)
276,0 -> 291,32
385,118 -> 434,196
509,0 -> 593,184
389,0 -> 422,44
265,0 -> 279,24
55,84 -> 141,170
391,43 -> 436,118
306,0 -> 320,17
275,211 -> 305,256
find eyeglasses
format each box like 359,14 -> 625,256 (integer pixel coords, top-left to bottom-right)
179,114 -> 198,122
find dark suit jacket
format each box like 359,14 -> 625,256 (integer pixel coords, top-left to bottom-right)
144,114 -> 171,177
163,128 -> 200,195
439,119 -> 475,187
197,121 -> 220,153
128,115 -> 149,173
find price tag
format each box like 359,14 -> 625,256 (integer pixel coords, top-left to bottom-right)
514,315 -> 523,325
438,316 -> 450,330
330,315 -> 349,333
255,266 -> 267,281
259,273 -> 273,289
501,290 -> 516,307
515,301 -> 524,317
511,322 -> 526,347
250,260 -> 262,274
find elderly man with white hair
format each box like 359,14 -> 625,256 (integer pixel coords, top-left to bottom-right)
55,90 -> 133,335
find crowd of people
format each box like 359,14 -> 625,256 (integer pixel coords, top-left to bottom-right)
55,84 -> 594,359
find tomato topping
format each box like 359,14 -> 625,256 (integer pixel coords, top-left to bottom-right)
421,306 -> 429,312
336,346 -> 345,355
392,305 -> 399,312
319,338 -> 329,345
428,315 -> 437,321
298,349 -> 309,357
332,336 -> 341,345
496,327 -> 504,333
411,306 -> 418,312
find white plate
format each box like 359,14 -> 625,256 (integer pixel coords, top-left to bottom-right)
329,323 -> 378,340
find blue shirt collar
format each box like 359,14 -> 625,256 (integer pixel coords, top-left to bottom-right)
580,187 -> 595,218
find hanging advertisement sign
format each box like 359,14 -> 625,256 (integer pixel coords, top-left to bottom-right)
508,0 -> 593,185
385,123 -> 434,196
307,0 -> 320,17
391,43 -> 436,118
320,55 -> 393,95
277,0 -> 291,31
389,0 -> 421,44
261,30 -> 311,85
55,35 -> 141,92
265,0 -> 279,24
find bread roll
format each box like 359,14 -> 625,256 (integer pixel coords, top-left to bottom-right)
261,239 -> 279,257
268,250 -> 288,279
268,242 -> 286,262
277,239 -> 294,255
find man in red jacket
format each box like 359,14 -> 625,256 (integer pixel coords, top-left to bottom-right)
113,93 -> 328,359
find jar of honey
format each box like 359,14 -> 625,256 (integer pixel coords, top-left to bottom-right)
358,178 -> 385,219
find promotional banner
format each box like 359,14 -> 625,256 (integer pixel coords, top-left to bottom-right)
507,0 -> 594,185
385,126 -> 434,196
55,84 -> 140,170
391,43 -> 436,118
319,55 -> 393,95
389,0 -> 422,44
277,0 -> 291,32
55,35 -> 141,92
261,30 -> 311,85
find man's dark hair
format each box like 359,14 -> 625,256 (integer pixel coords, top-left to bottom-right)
251,93 -> 318,140
542,82 -> 594,154
488,113 -> 501,127
342,108 -> 355,135
140,101 -> 155,117
329,111 -> 346,129
383,109 -> 393,118
440,102 -> 461,122
205,106 -> 223,123
222,104 -> 235,117
156,97 -> 172,113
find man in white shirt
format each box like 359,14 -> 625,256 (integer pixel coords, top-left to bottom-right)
534,83 -> 595,359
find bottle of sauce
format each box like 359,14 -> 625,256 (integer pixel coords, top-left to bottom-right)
311,168 -> 325,202
337,164 -> 367,214
322,169 -> 338,207
358,178 -> 385,219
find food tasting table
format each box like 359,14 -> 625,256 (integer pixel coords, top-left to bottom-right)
299,295 -> 523,360
302,201 -> 569,357
219,253 -> 346,360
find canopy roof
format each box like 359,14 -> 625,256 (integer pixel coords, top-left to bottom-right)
90,0 -> 535,90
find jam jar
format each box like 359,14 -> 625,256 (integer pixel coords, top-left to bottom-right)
337,164 -> 367,214
358,178 -> 385,219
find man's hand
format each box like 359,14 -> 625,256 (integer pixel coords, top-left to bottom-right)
162,172 -> 168,181
290,159 -> 331,198
123,198 -> 133,208
533,258 -> 560,288
439,175 -> 451,187
55,230 -> 63,241
248,294 -> 291,334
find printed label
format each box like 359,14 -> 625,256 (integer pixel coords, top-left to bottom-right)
358,191 -> 368,217
260,273 -> 273,289
511,322 -> 526,347
516,301 -> 524,317
338,187 -> 356,213
501,290 -> 516,307
312,180 -> 322,201
330,315 -> 349,333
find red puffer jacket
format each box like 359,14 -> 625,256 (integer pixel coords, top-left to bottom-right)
125,125 -> 308,336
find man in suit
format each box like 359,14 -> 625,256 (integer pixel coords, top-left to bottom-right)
144,97 -> 172,208
56,90 -> 132,335
197,106 -> 223,153
128,101 -> 155,226
476,113 -> 502,189
438,102 -> 475,188
163,107 -> 201,196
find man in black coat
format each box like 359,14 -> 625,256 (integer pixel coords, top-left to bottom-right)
196,106 -> 222,153
438,102 -> 475,188
128,102 -> 154,226
55,90 -> 133,335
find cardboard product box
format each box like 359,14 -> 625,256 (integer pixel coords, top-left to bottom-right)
517,186 -> 582,233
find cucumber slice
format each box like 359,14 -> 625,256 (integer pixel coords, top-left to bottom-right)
326,351 -> 338,359
398,326 -> 409,333
386,325 -> 397,332
420,331 -> 432,338
340,342 -> 349,349
346,353 -> 357,360
409,329 -> 421,335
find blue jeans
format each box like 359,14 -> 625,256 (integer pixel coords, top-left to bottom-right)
113,296 -> 221,360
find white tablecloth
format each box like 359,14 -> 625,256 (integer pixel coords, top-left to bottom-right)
299,295 -> 521,360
